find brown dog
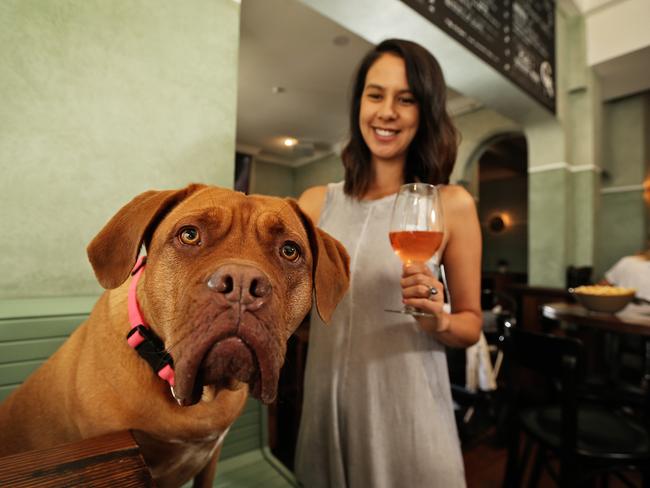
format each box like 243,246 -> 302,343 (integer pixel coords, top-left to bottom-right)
0,184 -> 349,487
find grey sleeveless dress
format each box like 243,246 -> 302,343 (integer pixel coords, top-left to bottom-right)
294,182 -> 466,488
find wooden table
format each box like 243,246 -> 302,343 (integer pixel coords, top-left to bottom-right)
542,302 -> 650,387
542,302 -> 650,336
0,430 -> 154,487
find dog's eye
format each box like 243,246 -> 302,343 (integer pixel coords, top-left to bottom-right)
179,227 -> 201,245
280,242 -> 300,262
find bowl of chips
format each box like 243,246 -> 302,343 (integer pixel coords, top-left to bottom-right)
570,285 -> 636,313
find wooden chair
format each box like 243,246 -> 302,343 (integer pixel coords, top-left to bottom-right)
502,327 -> 650,487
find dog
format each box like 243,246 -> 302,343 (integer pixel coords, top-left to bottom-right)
0,184 -> 349,487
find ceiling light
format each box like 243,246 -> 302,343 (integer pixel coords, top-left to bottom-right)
272,86 -> 286,94
283,137 -> 298,147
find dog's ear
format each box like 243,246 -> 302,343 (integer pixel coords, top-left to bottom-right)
286,199 -> 350,323
87,184 -> 206,289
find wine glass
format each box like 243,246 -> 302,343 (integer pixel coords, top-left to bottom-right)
385,183 -> 444,317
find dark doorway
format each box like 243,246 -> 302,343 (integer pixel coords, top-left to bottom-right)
478,134 -> 528,307
234,152 -> 253,194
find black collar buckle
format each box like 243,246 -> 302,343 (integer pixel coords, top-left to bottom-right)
127,325 -> 174,374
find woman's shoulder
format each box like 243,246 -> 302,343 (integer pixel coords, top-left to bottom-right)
297,185 -> 329,223
439,184 -> 477,214
439,184 -> 480,245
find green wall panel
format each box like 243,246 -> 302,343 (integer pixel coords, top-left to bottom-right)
529,169 -> 569,286
0,0 -> 240,299
251,160 -> 295,198
570,169 -> 598,267
596,190 -> 646,279
293,153 -> 345,198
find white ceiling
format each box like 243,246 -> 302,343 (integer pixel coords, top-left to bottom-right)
235,0 -> 370,166
235,0 -> 473,167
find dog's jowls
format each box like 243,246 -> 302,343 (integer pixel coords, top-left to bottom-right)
0,184 -> 350,487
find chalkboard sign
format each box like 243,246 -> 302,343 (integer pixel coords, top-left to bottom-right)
402,0 -> 555,113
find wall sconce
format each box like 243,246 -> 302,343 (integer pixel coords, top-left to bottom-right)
487,212 -> 512,234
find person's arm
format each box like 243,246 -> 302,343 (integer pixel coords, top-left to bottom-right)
297,185 -> 328,224
401,185 -> 482,348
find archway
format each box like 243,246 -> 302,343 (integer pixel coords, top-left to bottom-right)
468,133 -> 529,308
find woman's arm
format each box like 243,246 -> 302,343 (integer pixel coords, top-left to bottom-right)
401,185 -> 482,347
297,185 -> 328,224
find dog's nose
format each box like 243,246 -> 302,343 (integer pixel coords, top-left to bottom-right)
207,264 -> 272,305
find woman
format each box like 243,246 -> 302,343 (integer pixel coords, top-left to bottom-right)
294,39 -> 482,487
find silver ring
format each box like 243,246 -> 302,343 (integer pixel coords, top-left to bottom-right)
428,286 -> 438,299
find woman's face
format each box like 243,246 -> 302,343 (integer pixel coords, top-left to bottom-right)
359,53 -> 420,166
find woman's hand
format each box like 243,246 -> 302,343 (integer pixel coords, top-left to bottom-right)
400,262 -> 450,334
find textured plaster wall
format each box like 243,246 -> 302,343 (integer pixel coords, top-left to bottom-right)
249,152 -> 344,200
528,169 -> 571,285
293,153 -> 344,198
595,92 -> 650,278
0,0 -> 240,298
571,169 -> 599,267
250,158 -> 295,198
602,94 -> 647,186
597,192 -> 646,278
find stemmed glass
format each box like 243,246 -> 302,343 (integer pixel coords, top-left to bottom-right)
385,183 -> 444,317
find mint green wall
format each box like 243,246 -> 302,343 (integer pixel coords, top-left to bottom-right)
528,168 -> 571,285
0,0 -> 240,298
602,94 -> 648,186
595,92 -> 650,278
249,152 -> 344,199
597,192 -> 646,277
293,153 -> 344,197
251,159 -> 295,197
571,169 -> 599,267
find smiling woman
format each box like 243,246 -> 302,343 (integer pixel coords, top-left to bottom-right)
340,40 -> 459,200
294,39 -> 481,488
358,53 -> 420,167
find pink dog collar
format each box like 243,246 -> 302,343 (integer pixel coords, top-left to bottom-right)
127,256 -> 176,387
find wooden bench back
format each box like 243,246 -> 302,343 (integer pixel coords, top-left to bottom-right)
0,297 -> 265,460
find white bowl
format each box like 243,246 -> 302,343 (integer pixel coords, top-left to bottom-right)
571,286 -> 635,314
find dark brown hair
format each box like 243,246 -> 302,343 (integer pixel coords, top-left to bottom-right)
341,39 -> 459,197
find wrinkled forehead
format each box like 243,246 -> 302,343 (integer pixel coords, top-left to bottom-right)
163,187 -> 305,239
